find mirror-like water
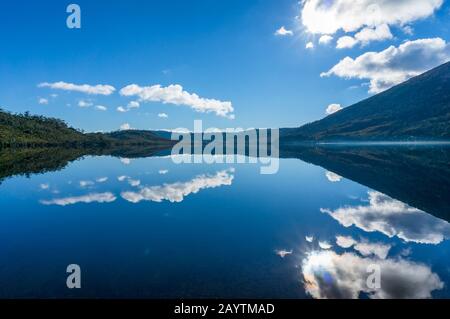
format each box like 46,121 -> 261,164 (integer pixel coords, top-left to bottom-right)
0,146 -> 449,298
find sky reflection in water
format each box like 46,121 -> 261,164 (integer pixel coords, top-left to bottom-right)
0,154 -> 449,298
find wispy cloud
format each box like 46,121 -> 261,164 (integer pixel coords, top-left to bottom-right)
95,105 -> 107,111
40,192 -> 116,206
38,81 -> 116,95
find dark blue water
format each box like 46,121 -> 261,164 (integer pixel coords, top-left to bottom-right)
0,152 -> 449,298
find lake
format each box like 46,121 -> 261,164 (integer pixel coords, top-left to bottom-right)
0,145 -> 449,298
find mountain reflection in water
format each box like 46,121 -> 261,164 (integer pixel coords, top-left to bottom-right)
0,144 -> 449,298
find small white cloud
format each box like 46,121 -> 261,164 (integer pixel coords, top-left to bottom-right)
159,170 -> 169,175
127,101 -> 140,109
319,241 -> 332,250
95,105 -> 107,111
78,100 -> 93,108
275,249 -> 293,258
305,236 -> 314,243
158,113 -> 168,118
128,179 -> 141,187
325,103 -> 343,115
354,241 -> 391,259
336,236 -> 357,249
39,183 -> 50,190
402,25 -> 414,35
336,235 -> 391,259
120,158 -> 131,165
79,180 -> 94,188
117,106 -> 127,112
336,36 -> 357,49
119,123 -> 132,131
337,24 -> 393,49
306,41 -> 315,49
354,24 -> 393,46
326,171 -> 342,182
275,26 -> 294,36
117,175 -> 128,182
319,35 -> 333,45
38,82 -> 116,95
38,98 -> 49,105
96,177 -> 108,183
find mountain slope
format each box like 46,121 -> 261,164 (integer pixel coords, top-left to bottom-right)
282,61 -> 450,141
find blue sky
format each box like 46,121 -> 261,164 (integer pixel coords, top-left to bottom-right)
0,0 -> 449,132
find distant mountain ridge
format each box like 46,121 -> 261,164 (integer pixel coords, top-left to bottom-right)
281,61 -> 450,142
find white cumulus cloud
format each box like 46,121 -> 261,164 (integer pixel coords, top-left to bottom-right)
302,250 -> 443,299
119,84 -> 234,119
321,38 -> 450,93
321,191 -> 450,244
121,169 -> 234,203
300,0 -> 443,37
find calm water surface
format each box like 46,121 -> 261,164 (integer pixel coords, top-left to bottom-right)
0,147 -> 449,298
